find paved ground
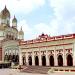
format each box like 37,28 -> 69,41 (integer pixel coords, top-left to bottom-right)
0,69 -> 75,75
0,69 -> 46,75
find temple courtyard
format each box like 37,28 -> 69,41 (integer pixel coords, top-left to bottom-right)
0,69 -> 75,75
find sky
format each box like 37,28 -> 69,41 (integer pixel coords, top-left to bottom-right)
0,0 -> 75,40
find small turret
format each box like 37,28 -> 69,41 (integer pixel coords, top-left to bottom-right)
12,15 -> 17,29
18,26 -> 24,40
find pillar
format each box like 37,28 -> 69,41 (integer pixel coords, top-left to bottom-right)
63,48 -> 67,66
32,51 -> 35,66
19,52 -> 22,65
26,52 -> 28,66
54,49 -> 58,66
39,51 -> 42,66
46,50 -> 49,66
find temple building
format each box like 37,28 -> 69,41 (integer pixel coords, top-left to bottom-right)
0,6 -> 24,65
19,33 -> 75,66
0,6 -> 75,67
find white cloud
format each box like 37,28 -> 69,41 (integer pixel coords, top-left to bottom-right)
17,20 -> 32,40
1,0 -> 75,40
0,0 -> 45,14
34,23 -> 50,34
48,0 -> 75,36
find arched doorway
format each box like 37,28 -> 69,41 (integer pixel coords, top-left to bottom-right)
42,56 -> 46,66
67,54 -> 73,66
58,55 -> 63,66
8,54 -> 12,62
35,56 -> 39,66
28,56 -> 32,65
22,56 -> 26,65
12,55 -> 16,62
49,55 -> 54,66
4,54 -> 8,61
15,55 -> 19,63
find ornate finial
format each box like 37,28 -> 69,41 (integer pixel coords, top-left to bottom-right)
5,5 -> 6,9
14,15 -> 15,18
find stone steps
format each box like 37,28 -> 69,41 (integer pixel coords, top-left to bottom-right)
21,66 -> 51,74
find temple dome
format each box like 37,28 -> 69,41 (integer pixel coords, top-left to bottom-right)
1,6 -> 10,18
19,27 -> 24,35
12,15 -> 17,23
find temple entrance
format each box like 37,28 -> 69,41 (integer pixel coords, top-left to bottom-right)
42,56 -> 46,66
28,56 -> 32,65
58,55 -> 63,66
35,56 -> 39,66
22,56 -> 26,65
49,55 -> 54,66
67,54 -> 73,66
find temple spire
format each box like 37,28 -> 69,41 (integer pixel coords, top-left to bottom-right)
14,15 -> 15,18
21,26 -> 22,31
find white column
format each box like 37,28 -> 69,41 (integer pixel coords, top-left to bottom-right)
63,48 -> 67,66
46,50 -> 49,66
19,52 -> 22,65
64,53 -> 67,66
63,49 -> 67,66
32,51 -> 35,66
54,49 -> 58,66
19,47 -> 23,65
73,43 -> 75,66
39,51 -> 42,66
26,52 -> 28,66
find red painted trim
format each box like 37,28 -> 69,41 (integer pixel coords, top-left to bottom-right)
20,33 -> 75,45
54,69 -> 75,72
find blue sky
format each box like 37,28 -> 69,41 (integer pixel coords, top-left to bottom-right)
0,0 -> 75,40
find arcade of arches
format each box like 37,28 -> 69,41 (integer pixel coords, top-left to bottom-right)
20,50 -> 73,66
4,53 -> 19,64
19,34 -> 75,67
